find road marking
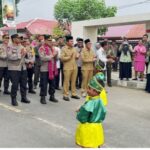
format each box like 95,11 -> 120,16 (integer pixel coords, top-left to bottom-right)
0,103 -> 72,135
35,117 -> 72,136
0,102 -> 21,113
0,103 -> 73,137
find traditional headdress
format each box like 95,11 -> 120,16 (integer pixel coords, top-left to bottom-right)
88,73 -> 105,93
95,60 -> 105,71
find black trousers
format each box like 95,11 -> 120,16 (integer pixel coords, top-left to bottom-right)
119,62 -> 132,79
34,57 -> 41,86
0,67 -> 9,91
76,67 -> 82,88
60,62 -> 64,87
112,60 -> 118,71
107,63 -> 112,86
40,72 -> 55,97
27,67 -> 34,91
145,74 -> 150,93
55,68 -> 60,88
146,62 -> 149,73
9,70 -> 27,99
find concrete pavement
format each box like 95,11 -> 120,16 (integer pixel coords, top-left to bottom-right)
111,71 -> 146,90
0,86 -> 150,148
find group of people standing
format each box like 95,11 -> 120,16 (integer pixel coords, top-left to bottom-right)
117,35 -> 150,82
0,32 -> 150,107
95,34 -> 150,93
0,32 -> 114,106
116,34 -> 150,93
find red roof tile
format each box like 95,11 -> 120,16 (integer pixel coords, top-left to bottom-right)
101,24 -> 146,39
126,24 -> 146,38
0,19 -> 58,35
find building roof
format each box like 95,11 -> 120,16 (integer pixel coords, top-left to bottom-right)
126,24 -> 145,38
0,19 -> 58,35
101,24 -> 145,39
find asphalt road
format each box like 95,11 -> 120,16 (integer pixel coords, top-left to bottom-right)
0,86 -> 150,148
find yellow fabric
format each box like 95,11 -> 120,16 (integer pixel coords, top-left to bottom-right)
86,89 -> 108,106
100,89 -> 108,106
75,123 -> 104,148
31,48 -> 35,56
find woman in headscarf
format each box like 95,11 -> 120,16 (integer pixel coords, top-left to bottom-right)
119,39 -> 133,81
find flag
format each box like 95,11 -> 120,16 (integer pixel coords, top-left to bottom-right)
2,0 -> 16,27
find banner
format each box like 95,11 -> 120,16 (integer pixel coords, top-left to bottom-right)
2,0 -> 16,27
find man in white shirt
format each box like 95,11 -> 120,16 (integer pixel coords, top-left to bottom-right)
96,41 -> 114,84
97,41 -> 114,67
52,39 -> 61,90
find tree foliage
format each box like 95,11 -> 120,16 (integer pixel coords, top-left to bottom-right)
52,26 -> 65,39
0,0 -> 20,27
54,0 -> 117,21
54,0 -> 117,35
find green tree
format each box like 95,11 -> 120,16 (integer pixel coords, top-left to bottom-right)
54,0 -> 117,35
0,0 -> 20,27
52,26 -> 65,39
54,0 -> 117,21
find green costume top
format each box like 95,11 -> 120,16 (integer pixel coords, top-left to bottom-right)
77,97 -> 106,123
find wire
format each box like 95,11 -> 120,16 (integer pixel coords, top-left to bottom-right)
118,0 -> 150,10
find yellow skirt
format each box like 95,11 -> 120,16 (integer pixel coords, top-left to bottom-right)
75,123 -> 104,148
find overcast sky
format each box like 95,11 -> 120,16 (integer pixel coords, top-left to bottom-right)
16,0 -> 150,23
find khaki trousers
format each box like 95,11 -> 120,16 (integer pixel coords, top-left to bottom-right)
63,69 -> 77,97
81,70 -> 93,93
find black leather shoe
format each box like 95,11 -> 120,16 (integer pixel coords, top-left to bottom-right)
63,96 -> 70,101
29,90 -> 36,94
55,87 -> 61,90
40,96 -> 47,104
34,85 -> 37,89
11,99 -> 18,106
21,98 -> 30,104
4,91 -> 11,95
132,78 -> 137,80
49,96 -> 58,103
71,95 -> 80,99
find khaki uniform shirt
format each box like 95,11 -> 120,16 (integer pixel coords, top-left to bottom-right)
0,44 -> 8,68
39,44 -> 52,72
25,46 -> 35,68
81,48 -> 95,70
7,44 -> 26,71
60,45 -> 77,70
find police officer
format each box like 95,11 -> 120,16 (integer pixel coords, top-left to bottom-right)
22,38 -> 36,94
33,35 -> 44,89
60,35 -> 80,101
81,39 -> 96,97
39,35 -> 58,104
0,34 -> 10,95
7,34 -> 30,106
